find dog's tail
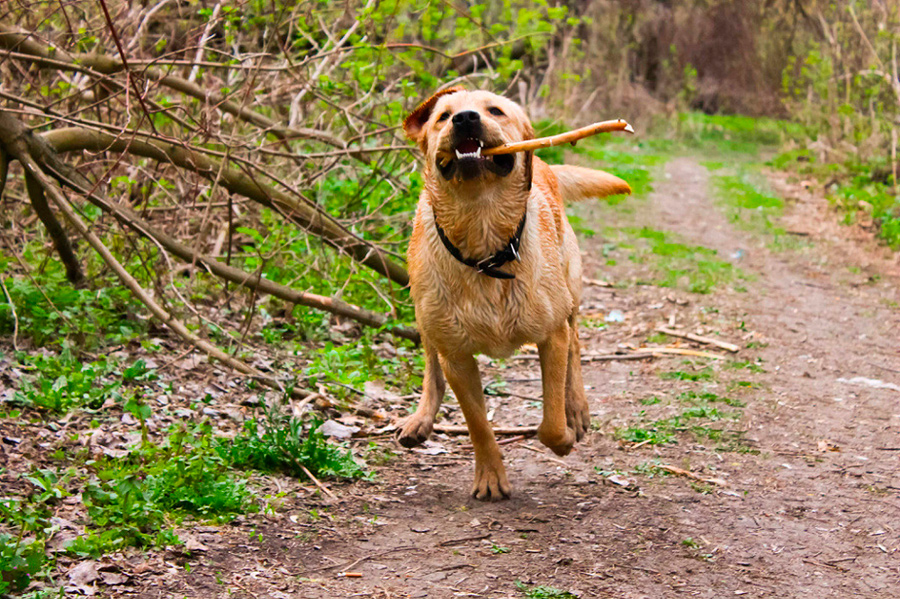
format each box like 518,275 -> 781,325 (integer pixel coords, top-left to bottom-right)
550,165 -> 631,202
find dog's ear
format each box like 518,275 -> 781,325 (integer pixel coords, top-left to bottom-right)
403,86 -> 465,146
522,121 -> 536,191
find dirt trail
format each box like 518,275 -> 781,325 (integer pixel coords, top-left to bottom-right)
152,157 -> 900,599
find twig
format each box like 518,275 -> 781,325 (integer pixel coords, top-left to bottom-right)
482,119 -> 634,155
298,463 -> 336,500
0,121 -> 309,401
582,277 -> 613,288
307,546 -> 417,573
188,2 -> 222,83
459,434 -> 526,450
646,347 -> 728,360
438,533 -> 491,547
0,277 -> 18,351
657,465 -> 727,487
433,424 -> 537,436
514,352 -> 653,362
656,326 -> 740,353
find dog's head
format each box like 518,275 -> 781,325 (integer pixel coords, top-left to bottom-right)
403,87 -> 534,189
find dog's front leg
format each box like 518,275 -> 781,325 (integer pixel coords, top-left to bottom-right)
398,342 -> 446,448
440,353 -> 510,500
537,322 -> 577,456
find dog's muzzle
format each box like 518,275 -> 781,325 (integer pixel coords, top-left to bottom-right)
437,111 -> 515,181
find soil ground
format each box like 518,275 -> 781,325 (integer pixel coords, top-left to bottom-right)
19,155 -> 900,598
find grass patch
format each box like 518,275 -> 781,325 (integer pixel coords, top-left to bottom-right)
660,367 -> 714,382
0,257 -> 144,350
769,148 -> 900,249
217,408 -> 368,481
516,580 -> 579,599
616,391 -> 746,447
9,353 -> 157,413
712,173 -> 784,235
626,227 -> 745,293
672,112 -> 801,157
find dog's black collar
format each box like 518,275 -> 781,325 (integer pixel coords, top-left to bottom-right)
433,211 -> 526,280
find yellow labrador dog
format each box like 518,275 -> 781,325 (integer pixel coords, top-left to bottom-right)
398,87 -> 630,500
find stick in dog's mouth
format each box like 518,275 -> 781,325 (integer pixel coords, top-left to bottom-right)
437,119 -> 634,167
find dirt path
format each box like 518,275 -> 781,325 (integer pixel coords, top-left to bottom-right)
150,157 -> 900,599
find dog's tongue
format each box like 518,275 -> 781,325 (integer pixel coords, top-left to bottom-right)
456,139 -> 479,155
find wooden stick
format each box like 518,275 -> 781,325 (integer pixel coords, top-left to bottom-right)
298,463 -> 337,499
656,326 -> 740,353
433,424 -> 537,435
657,464 -> 727,487
482,119 -> 633,156
647,347 -> 728,360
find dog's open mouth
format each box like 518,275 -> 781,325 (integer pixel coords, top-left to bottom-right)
437,137 -> 515,181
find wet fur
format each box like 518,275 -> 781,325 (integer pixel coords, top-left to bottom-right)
398,88 -> 631,500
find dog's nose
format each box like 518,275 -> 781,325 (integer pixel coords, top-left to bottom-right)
452,110 -> 481,126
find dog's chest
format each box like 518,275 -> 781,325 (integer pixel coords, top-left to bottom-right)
416,254 -> 567,358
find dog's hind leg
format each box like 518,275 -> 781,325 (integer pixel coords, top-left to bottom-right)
537,321 -> 577,456
440,353 -> 510,500
397,342 -> 446,448
565,311 -> 590,441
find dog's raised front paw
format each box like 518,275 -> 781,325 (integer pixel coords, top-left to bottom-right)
396,414 -> 434,448
537,423 -> 576,457
471,460 -> 511,501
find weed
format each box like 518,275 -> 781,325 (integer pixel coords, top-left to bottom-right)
639,396 -> 662,406
677,390 -> 746,408
0,259 -> 144,350
681,537 -> 701,549
712,173 -> 785,238
660,367 -> 714,382
304,332 -> 422,400
725,360 -> 766,373
515,580 -> 579,599
626,227 -> 745,293
66,422 -> 255,557
217,408 -> 367,481
615,425 -> 675,446
491,544 -> 510,554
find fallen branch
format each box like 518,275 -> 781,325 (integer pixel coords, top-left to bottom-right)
297,463 -> 336,500
656,326 -> 740,353
41,127 -> 409,287
57,182 -> 419,342
433,424 -> 537,436
657,465 -> 727,487
0,111 -> 310,399
645,347 -> 728,360
0,25 -> 345,149
514,352 -> 654,362
482,119 -> 633,155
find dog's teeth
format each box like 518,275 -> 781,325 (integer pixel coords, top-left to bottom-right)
455,149 -> 463,159
478,140 -> 484,147
475,146 -> 482,157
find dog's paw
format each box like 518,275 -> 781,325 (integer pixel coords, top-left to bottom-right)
537,424 -> 576,457
396,414 -> 434,448
471,461 -> 511,501
565,394 -> 591,442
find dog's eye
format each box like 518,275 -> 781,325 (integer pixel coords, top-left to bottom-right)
488,107 -> 505,117
437,111 -> 451,122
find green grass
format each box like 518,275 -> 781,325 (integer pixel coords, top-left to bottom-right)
217,410 -> 368,481
10,353 -> 157,413
769,148 -> 900,249
660,367 -> 714,382
672,112 -> 802,157
627,227 -> 745,293
616,385 -> 748,448
516,580 -> 579,599
0,256 -> 144,350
